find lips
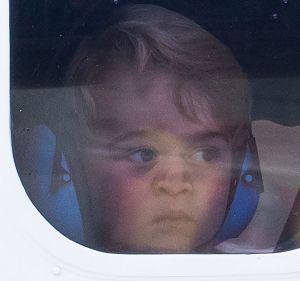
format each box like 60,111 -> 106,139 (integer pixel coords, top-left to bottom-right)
152,211 -> 195,224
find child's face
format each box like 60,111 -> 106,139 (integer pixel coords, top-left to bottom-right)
80,68 -> 232,253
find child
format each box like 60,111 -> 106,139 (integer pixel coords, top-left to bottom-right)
63,4 -> 252,253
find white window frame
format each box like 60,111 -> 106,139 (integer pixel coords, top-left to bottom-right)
1,1 -> 300,280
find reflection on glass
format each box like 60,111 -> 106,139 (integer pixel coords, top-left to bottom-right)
11,2 -> 300,254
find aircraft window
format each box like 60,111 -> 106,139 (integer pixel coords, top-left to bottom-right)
11,0 -> 300,254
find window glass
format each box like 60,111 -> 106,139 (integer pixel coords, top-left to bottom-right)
11,0 -> 300,254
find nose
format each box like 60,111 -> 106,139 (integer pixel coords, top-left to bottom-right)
152,155 -> 193,197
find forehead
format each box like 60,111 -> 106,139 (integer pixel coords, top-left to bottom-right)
85,67 -> 220,136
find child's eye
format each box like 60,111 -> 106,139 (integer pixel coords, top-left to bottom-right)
191,148 -> 219,163
129,148 -> 157,163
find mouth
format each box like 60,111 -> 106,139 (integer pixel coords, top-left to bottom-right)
152,211 -> 194,224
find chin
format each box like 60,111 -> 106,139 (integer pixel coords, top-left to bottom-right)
108,233 -> 198,254
133,239 -> 195,254
145,245 -> 193,254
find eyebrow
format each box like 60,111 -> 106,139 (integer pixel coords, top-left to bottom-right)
184,131 -> 229,144
111,129 -> 151,143
111,129 -> 228,145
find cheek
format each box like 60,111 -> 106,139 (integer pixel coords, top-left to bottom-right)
199,167 -> 231,210
192,160 -> 231,194
192,166 -> 232,239
82,159 -> 150,227
205,175 -> 231,211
